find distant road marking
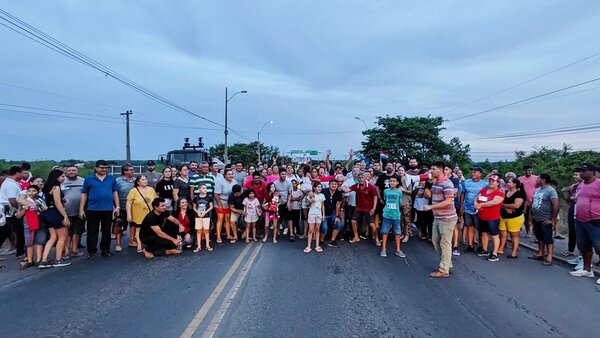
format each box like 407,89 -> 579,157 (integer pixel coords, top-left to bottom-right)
180,243 -> 254,338
202,243 -> 263,338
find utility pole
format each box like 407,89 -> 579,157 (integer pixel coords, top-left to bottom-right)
121,110 -> 132,162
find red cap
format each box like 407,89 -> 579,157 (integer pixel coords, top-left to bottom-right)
488,174 -> 501,183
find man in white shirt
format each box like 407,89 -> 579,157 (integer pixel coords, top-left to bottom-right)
0,166 -> 26,259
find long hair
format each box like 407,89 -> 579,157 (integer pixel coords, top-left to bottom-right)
42,169 -> 64,195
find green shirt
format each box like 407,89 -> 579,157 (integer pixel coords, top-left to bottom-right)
382,188 -> 402,220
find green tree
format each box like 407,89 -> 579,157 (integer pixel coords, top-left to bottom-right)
361,115 -> 471,165
209,142 -> 281,166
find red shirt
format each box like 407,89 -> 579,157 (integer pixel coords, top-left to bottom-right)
18,180 -> 30,190
477,187 -> 505,221
350,183 -> 378,212
243,180 -> 269,204
178,211 -> 191,234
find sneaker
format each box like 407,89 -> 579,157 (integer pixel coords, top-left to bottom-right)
574,261 -> 583,271
596,277 -> 600,285
283,228 -> 288,235
394,250 -> 406,258
115,246 -> 122,252
569,269 -> 594,278
487,254 -> 499,262
402,236 -> 409,243
101,251 -> 112,257
380,251 -> 387,258
38,261 -> 52,269
476,246 -> 484,255
328,240 -> 339,248
567,256 -> 583,265
477,250 -> 489,257
464,246 -> 475,253
452,248 -> 461,256
88,253 -> 97,259
53,259 -> 71,267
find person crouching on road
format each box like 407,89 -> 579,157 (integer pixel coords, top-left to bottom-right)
139,198 -> 183,259
173,198 -> 196,250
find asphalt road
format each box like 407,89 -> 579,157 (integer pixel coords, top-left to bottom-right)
1,236 -> 599,338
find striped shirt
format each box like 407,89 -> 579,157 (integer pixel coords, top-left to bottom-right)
192,173 -> 215,198
431,177 -> 457,220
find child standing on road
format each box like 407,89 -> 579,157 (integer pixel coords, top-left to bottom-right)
380,176 -> 405,258
262,183 -> 281,243
304,182 -> 325,253
194,185 -> 213,252
243,190 -> 261,243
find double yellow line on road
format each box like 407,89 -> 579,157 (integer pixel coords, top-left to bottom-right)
180,242 -> 263,338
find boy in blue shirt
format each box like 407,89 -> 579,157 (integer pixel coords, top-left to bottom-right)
380,176 -> 405,258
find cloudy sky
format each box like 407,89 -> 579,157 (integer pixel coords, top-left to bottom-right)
2,1 -> 600,163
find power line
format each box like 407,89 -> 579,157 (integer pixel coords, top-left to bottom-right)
463,122 -> 600,141
443,50 -> 600,114
0,81 -> 127,110
447,76 -> 600,122
0,9 -> 250,139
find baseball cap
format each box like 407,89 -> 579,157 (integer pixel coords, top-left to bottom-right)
470,167 -> 483,173
575,162 -> 596,172
488,174 -> 501,183
146,160 -> 156,165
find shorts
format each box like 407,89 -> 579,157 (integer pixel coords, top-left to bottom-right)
130,222 -> 141,228
463,213 -> 479,229
216,207 -> 231,215
320,214 -> 343,233
308,214 -> 323,224
499,215 -> 524,233
352,210 -> 374,225
575,220 -> 600,253
278,205 -> 290,222
40,208 -> 64,229
533,220 -> 553,244
230,212 -> 241,223
244,214 -> 259,223
264,211 -> 279,222
68,216 -> 86,236
478,219 -> 500,236
380,218 -> 401,235
195,217 -> 210,230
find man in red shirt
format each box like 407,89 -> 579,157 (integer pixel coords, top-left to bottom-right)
243,172 -> 268,204
343,172 -> 378,245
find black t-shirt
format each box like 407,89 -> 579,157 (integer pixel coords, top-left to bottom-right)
228,191 -> 247,211
155,180 -> 174,199
140,211 -> 170,239
173,178 -> 191,201
194,195 -> 212,218
501,189 -> 526,219
375,174 -> 400,195
322,188 -> 343,216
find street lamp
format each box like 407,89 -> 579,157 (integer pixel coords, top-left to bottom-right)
224,87 -> 248,164
355,116 -> 368,129
257,120 -> 273,164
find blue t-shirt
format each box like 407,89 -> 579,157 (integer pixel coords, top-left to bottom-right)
382,188 -> 402,220
82,174 -> 118,211
461,179 -> 488,214
450,177 -> 461,209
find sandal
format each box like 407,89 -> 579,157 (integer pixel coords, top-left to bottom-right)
194,247 -> 202,253
562,252 -> 575,257
315,247 -> 323,253
20,261 -> 35,269
137,248 -> 143,253
230,239 -> 237,244
216,239 -> 223,244
349,238 -> 360,244
303,247 -> 312,253
206,247 -> 213,252
528,255 -> 544,261
374,240 -> 382,247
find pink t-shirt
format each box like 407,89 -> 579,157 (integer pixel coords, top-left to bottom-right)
518,175 -> 538,205
575,179 -> 600,222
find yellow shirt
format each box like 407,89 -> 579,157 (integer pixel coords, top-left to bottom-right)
127,187 -> 158,225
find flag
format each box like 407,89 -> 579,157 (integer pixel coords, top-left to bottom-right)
379,152 -> 389,160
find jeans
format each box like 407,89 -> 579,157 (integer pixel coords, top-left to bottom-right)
432,218 -> 457,274
86,210 -> 113,254
320,214 -> 343,234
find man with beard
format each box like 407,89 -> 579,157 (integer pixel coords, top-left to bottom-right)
405,158 -> 421,190
145,160 -> 161,189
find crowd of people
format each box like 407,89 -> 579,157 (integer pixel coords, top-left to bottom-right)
1,155 -> 599,284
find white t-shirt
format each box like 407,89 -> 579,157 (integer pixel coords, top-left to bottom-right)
342,177 -> 358,207
215,179 -> 237,207
308,193 -> 326,216
290,190 -> 303,210
242,197 -> 261,217
0,178 -> 21,207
